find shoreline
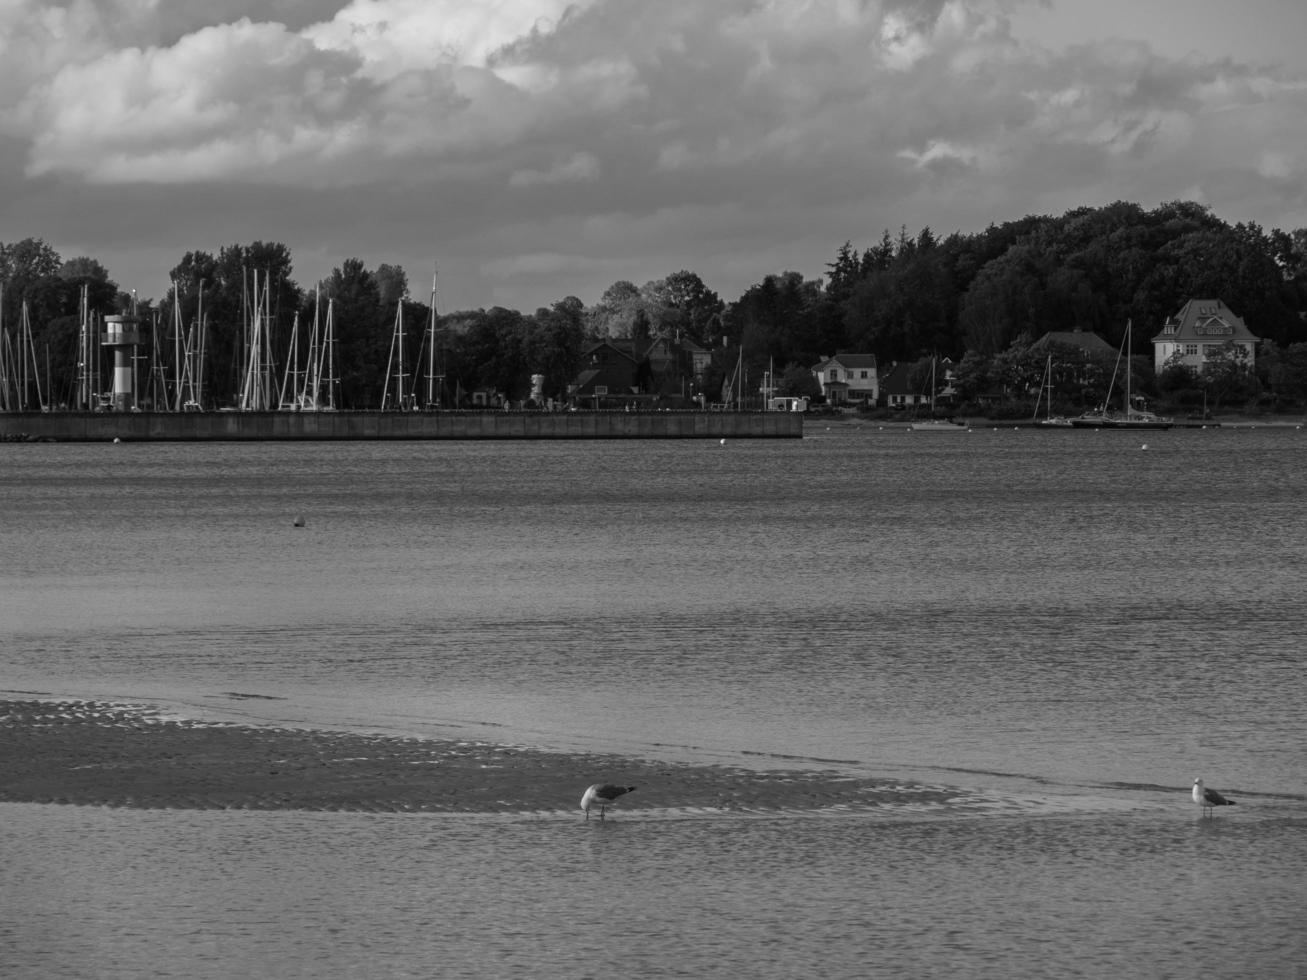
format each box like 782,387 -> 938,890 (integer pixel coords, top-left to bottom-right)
808,413 -> 1307,429
0,698 -> 951,814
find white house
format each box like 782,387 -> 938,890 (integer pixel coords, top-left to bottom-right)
812,353 -> 878,406
1152,299 -> 1259,375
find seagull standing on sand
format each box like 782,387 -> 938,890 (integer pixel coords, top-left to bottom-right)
1193,778 -> 1236,817
581,784 -> 635,821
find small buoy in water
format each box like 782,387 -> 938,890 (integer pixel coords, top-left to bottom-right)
293,516 -> 305,528
112,437 -> 121,444
720,438 -> 726,445
1141,444 -> 1148,451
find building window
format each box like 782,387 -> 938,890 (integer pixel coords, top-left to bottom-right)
830,369 -> 839,380
1184,344 -> 1198,356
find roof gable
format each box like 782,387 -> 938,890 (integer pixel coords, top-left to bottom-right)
878,362 -> 917,396
1152,299 -> 1260,343
583,340 -> 638,365
827,353 -> 878,370
1030,329 -> 1115,355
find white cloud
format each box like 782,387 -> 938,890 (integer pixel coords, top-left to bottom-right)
3,0 -> 1307,310
304,0 -> 596,79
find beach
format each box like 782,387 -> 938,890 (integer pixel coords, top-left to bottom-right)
0,698 -> 945,814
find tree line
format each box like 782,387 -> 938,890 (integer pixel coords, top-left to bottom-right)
4,198 -> 1307,412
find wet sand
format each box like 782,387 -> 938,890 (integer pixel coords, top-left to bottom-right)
1,699 -> 951,814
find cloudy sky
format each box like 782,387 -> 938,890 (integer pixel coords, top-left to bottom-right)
3,0 -> 1306,312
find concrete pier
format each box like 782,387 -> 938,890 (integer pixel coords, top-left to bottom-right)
0,410 -> 803,442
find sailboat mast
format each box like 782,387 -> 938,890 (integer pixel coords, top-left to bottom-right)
1124,319 -> 1132,416
396,301 -> 406,409
427,269 -> 437,409
77,284 -> 90,409
320,297 -> 331,407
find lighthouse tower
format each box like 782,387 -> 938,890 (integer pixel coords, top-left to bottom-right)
101,314 -> 142,411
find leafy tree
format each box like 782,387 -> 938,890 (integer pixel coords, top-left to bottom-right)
778,362 -> 821,399
727,271 -> 829,375
1157,359 -> 1199,396
60,257 -> 111,283
1202,340 -> 1260,411
587,280 -> 644,338
528,297 -> 588,401
1,238 -> 65,327
474,307 -> 530,400
825,241 -> 863,306
640,270 -> 724,346
325,258 -> 386,408
630,307 -> 652,345
1263,342 -> 1307,404
375,264 -> 409,307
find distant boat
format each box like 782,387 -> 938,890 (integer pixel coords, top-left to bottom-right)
1069,320 -> 1173,430
910,358 -> 967,432
1033,355 -> 1072,427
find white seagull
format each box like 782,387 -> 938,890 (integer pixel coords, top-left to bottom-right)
581,783 -> 636,821
1192,778 -> 1236,818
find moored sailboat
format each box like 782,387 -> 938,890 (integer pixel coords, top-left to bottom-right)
910,357 -> 966,431
1069,320 -> 1172,430
1033,354 -> 1072,426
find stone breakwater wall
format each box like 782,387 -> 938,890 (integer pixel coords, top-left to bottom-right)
0,410 -> 803,442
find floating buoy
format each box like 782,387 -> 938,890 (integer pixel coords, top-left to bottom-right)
1141,444 -> 1148,451
293,516 -> 305,528
112,437 -> 121,444
720,438 -> 726,445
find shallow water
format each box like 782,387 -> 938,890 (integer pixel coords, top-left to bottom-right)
3,429 -> 1304,793
2,427 -> 1306,976
2,802 -> 1302,980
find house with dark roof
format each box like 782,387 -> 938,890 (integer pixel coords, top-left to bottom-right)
1030,328 -> 1116,358
568,335 -> 705,406
812,353 -> 878,405
878,358 -> 958,410
1152,299 -> 1260,375
569,340 -> 640,405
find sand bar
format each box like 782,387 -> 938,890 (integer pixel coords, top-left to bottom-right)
1,698 -> 952,814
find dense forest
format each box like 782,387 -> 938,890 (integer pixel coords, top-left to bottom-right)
4,200 -> 1307,412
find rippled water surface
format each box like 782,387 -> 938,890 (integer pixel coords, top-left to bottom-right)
3,802 -> 1303,980
3,426 -> 1306,976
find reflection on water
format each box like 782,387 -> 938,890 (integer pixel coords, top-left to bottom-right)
2,803 -> 1303,980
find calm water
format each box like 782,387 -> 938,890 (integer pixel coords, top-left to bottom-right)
2,426 -> 1306,977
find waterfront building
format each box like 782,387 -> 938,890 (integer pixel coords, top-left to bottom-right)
1152,299 -> 1260,375
812,353 -> 878,406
